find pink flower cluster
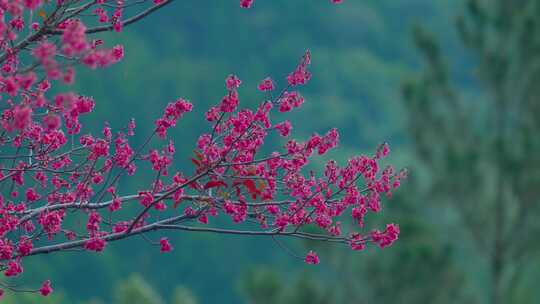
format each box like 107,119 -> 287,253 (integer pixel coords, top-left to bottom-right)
0,0 -> 401,299
305,250 -> 320,265
155,99 -> 193,138
371,223 -> 400,248
287,51 -> 312,86
0,0 -> 136,297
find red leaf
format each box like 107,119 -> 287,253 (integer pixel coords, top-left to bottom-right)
191,158 -> 201,167
194,150 -> 204,161
243,179 -> 260,199
188,181 -> 202,191
204,180 -> 228,190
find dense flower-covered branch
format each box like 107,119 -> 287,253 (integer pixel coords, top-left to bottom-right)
0,0 -> 402,299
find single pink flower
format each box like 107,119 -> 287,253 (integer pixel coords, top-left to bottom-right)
160,237 -> 173,253
305,250 -> 320,265
240,0 -> 254,8
40,280 -> 53,296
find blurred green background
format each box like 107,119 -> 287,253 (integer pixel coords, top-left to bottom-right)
15,0 -> 540,303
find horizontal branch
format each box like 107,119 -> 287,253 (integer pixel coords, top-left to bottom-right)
20,213 -> 192,259
49,0 -> 176,35
17,217 -> 353,260
157,224 -> 350,243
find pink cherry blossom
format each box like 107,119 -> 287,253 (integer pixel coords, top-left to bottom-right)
160,237 -> 173,253
240,0 -> 254,8
305,250 -> 320,265
258,77 -> 275,91
274,121 -> 292,137
39,280 -> 53,296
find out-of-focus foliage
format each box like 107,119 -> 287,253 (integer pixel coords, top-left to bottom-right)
239,267 -> 283,304
171,286 -> 199,304
240,268 -> 333,304
0,291 -> 66,303
114,274 -> 164,304
403,0 -> 540,303
0,274 -> 199,304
